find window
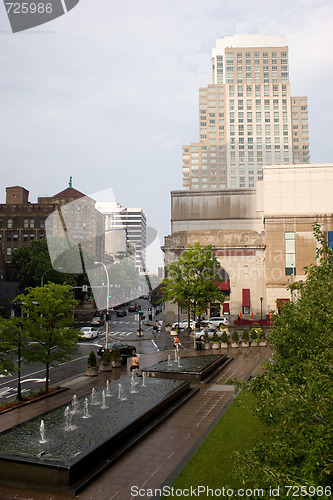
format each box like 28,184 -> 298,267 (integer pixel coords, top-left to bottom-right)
7,218 -> 13,228
285,232 -> 296,275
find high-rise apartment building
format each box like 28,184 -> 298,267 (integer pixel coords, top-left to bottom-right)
96,202 -> 147,272
182,34 -> 310,190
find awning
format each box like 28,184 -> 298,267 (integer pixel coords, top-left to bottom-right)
242,289 -> 250,308
214,281 -> 230,291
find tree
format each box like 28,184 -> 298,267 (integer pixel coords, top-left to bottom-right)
162,243 -> 225,332
0,317 -> 31,400
15,283 -> 80,392
235,223 -> 333,492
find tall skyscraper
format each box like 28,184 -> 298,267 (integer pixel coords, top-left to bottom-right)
182,34 -> 310,190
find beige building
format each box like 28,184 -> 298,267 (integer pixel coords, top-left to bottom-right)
163,163 -> 333,323
182,34 -> 310,191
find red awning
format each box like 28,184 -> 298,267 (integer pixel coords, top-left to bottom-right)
214,281 -> 230,291
242,289 -> 250,308
223,302 -> 230,313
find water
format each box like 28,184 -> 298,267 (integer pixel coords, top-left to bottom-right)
0,378 -> 186,463
130,376 -> 138,394
82,398 -> 90,419
71,394 -> 79,414
106,380 -> 111,397
39,420 -> 46,444
101,390 -> 108,409
168,354 -> 171,366
64,406 -> 77,431
118,383 -> 127,401
142,372 -> 146,387
91,387 -> 100,405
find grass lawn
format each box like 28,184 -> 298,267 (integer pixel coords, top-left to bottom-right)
166,390 -> 266,496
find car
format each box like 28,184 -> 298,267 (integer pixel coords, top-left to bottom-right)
192,327 -> 229,340
116,310 -> 127,317
97,342 -> 136,358
90,316 -> 105,326
80,327 -> 98,340
128,304 -> 137,312
205,316 -> 229,327
94,310 -> 104,318
172,319 -> 196,331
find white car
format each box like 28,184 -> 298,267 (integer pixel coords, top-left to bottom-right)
172,320 -> 196,331
205,316 -> 229,327
80,327 -> 98,340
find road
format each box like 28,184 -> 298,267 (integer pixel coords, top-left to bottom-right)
0,304 -> 179,402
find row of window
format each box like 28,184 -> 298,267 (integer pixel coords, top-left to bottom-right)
0,232 -> 45,243
0,217 -> 46,229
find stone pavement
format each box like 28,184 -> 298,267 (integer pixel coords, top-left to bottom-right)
0,346 -> 271,500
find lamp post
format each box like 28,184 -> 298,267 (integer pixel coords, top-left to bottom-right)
16,322 -> 23,402
94,261 -> 110,348
260,297 -> 263,321
41,267 -> 63,287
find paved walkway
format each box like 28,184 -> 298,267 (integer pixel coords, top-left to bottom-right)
0,346 -> 271,500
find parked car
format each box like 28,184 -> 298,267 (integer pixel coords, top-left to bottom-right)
172,319 -> 196,331
116,310 -> 127,317
97,342 -> 136,358
91,316 -> 105,326
80,327 -> 98,340
128,304 -> 137,312
205,316 -> 229,327
94,310 -> 104,318
192,327 -> 230,340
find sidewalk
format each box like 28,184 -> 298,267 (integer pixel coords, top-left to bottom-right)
0,347 -> 271,500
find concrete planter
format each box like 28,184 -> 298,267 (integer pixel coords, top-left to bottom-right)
241,342 -> 249,347
111,360 -> 122,368
251,341 -> 258,347
211,342 -> 221,349
259,341 -> 267,347
100,363 -> 113,372
170,330 -> 178,336
231,342 -> 239,349
221,342 -> 228,349
165,326 -> 172,332
85,367 -> 98,377
203,342 -> 211,350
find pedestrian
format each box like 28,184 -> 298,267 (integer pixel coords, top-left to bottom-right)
130,354 -> 140,375
173,336 -> 182,352
196,337 -> 203,351
152,321 -> 159,337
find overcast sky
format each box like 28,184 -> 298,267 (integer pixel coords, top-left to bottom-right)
1,0 -> 333,251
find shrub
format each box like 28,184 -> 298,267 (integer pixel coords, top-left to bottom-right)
87,351 -> 97,367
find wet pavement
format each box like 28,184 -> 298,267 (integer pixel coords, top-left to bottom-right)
0,345 -> 271,500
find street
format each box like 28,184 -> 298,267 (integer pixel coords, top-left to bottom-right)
0,304 -> 181,402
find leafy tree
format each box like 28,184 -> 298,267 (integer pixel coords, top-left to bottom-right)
235,223 -> 333,492
15,283 -> 80,392
12,238 -> 92,302
0,317 -> 31,399
162,243 -> 225,332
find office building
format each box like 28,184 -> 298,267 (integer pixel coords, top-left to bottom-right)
182,34 -> 310,190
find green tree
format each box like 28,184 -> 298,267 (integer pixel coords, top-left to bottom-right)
15,283 -> 80,393
162,243 -> 225,332
235,223 -> 333,492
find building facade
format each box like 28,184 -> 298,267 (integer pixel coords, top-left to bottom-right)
96,202 -> 147,273
182,34 -> 310,191
163,164 -> 333,323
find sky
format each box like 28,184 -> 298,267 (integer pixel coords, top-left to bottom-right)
1,0 -> 333,265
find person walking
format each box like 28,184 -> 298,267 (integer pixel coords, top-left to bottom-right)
173,336 -> 182,352
152,321 -> 159,337
130,354 -> 140,375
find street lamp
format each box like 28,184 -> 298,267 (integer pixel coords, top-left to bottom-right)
41,267 -> 63,287
94,261 -> 110,348
260,297 -> 263,321
16,322 -> 23,402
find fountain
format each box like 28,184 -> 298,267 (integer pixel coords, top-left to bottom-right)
71,394 -> 79,414
64,405 -> 77,431
82,398 -> 90,419
91,387 -> 100,405
101,390 -> 108,409
0,377 -> 194,494
118,382 -> 127,401
105,380 -> 111,397
142,372 -> 146,387
143,354 -> 232,381
39,420 -> 46,444
168,354 -> 171,366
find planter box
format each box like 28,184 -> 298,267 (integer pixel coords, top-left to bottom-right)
100,364 -> 113,372
85,367 -> 98,377
170,330 -> 177,336
251,341 -> 258,347
221,342 -> 228,349
203,342 -> 211,350
231,343 -> 239,349
241,342 -> 249,347
259,341 -> 267,347
165,326 -> 172,332
211,342 -> 221,349
112,360 -> 122,368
